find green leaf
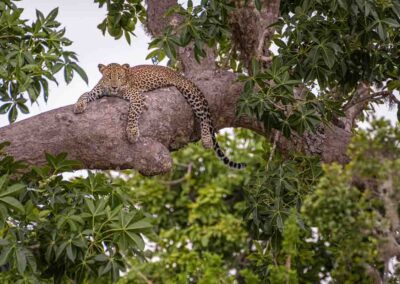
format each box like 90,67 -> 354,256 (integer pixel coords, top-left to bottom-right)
273,38 -> 286,48
36,9 -> 45,21
70,63 -> 88,84
25,250 -> 37,273
0,196 -> 25,213
0,175 -> 7,191
84,199 -> 95,215
55,242 -> 68,260
99,261 -> 112,276
124,30 -> 131,45
381,18 -> 400,28
66,244 -> 75,262
0,183 -> 25,198
127,232 -> 145,250
16,248 -> 27,274
126,219 -> 153,231
0,246 -> 12,266
321,46 -> 335,69
145,49 -> 161,60
0,103 -> 11,114
94,254 -> 109,262
388,80 -> 400,91
46,7 -> 59,22
64,64 -> 73,84
52,63 -> 64,73
254,0 -> 262,11
17,102 -> 29,114
8,105 -> 18,123
377,22 -> 385,40
276,214 -> 284,231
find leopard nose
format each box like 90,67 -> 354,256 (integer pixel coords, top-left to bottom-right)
111,86 -> 118,91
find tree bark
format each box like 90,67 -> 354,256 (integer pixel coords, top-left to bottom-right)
0,69 -> 352,176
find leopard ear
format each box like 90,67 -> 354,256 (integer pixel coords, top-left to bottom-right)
122,63 -> 130,69
98,64 -> 106,73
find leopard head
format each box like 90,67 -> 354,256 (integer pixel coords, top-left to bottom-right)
98,63 -> 130,95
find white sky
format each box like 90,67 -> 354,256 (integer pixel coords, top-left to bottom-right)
0,0 -> 396,127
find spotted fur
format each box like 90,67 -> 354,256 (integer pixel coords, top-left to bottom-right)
74,63 -> 246,169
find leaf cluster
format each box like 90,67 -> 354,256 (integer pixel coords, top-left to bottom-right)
243,141 -> 322,245
0,3 -> 87,123
0,146 -> 153,283
237,59 -> 342,138
94,0 -> 146,44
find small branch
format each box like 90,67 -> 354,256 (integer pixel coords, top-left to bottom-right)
160,163 -> 192,185
28,244 -> 41,250
266,131 -> 279,171
344,90 -> 392,111
285,255 -> 292,284
365,264 -> 383,284
145,0 -> 216,75
256,29 -> 269,60
259,55 -> 273,64
343,81 -> 371,131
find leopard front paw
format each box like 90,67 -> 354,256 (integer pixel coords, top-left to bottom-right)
73,100 -> 88,114
126,128 -> 140,143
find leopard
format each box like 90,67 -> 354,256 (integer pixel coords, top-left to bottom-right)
73,63 -> 246,169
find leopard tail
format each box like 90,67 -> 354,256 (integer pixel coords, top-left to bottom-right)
210,127 -> 246,170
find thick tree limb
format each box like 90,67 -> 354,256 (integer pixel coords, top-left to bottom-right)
0,70 -> 352,175
0,0 -> 358,174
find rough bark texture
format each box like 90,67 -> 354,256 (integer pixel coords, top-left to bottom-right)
0,0 -> 363,175
0,69 -> 352,175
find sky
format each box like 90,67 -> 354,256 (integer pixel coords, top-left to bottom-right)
0,0 -> 397,128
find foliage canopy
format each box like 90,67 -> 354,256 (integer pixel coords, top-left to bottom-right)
1,0 -> 400,283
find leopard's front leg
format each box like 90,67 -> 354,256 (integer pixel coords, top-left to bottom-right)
122,89 -> 144,143
74,83 -> 105,114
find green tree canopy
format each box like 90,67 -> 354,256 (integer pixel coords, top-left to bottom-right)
1,0 -> 400,283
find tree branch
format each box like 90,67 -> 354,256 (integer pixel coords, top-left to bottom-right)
343,81 -> 371,131
0,70 -> 353,175
145,0 -> 217,75
0,0 -> 358,175
229,0 -> 281,69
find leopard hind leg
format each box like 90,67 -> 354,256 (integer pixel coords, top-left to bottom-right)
174,80 -> 213,149
123,90 -> 144,143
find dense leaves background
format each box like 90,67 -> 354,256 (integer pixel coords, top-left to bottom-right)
0,146 -> 154,283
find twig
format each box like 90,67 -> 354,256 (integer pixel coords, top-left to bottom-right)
344,90 -> 392,111
266,131 -> 279,171
259,55 -> 272,63
285,255 -> 292,284
159,163 -> 192,185
256,29 -> 269,59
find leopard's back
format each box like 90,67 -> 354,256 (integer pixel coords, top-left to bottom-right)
126,65 -> 183,92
